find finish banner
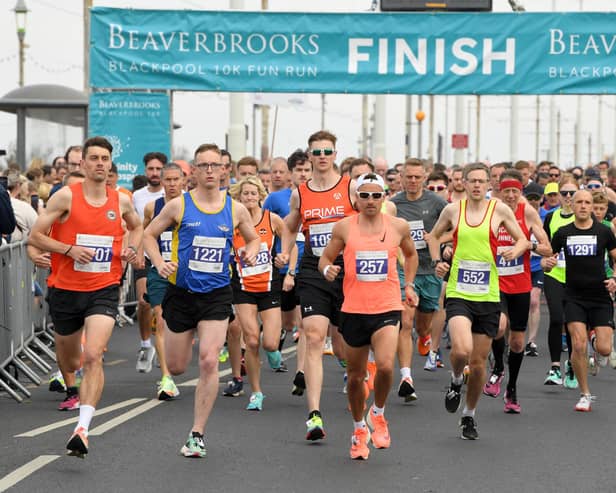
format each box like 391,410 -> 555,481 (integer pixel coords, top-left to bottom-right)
88,91 -> 170,189
90,8 -> 616,95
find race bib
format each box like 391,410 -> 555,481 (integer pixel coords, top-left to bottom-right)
355,250 -> 388,282
189,236 -> 225,273
309,223 -> 334,257
160,231 -> 172,261
566,235 -> 597,256
556,248 -> 566,268
408,220 -> 426,249
239,242 -> 272,278
74,234 -> 113,273
496,246 -> 524,276
296,231 -> 305,243
456,260 -> 490,294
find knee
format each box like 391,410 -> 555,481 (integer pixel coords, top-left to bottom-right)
375,361 -> 394,376
571,338 -> 587,355
167,360 -> 186,376
244,333 -> 260,353
596,340 -> 611,357
137,298 -> 150,311
509,334 -> 525,353
198,352 -> 218,374
82,347 -> 104,369
262,339 -> 278,353
304,328 -> 325,349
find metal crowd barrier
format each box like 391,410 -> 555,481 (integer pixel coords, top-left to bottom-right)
0,241 -> 137,403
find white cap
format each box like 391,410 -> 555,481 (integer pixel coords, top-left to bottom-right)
356,172 -> 385,191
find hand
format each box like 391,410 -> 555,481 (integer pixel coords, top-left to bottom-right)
156,261 -> 178,278
32,252 -> 51,268
274,252 -> 289,269
282,273 -> 295,292
405,286 -> 419,307
500,247 -> 518,262
542,254 -> 558,271
323,264 -> 341,282
442,245 -> 453,261
604,277 -> 616,295
241,248 -> 257,267
435,261 -> 450,278
70,245 -> 95,265
121,247 -> 139,266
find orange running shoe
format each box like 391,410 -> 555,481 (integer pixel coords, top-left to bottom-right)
366,410 -> 391,449
66,426 -> 89,458
417,335 -> 432,356
349,427 -> 371,460
366,361 -> 376,391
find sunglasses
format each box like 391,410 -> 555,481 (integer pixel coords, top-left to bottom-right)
560,190 -> 576,197
194,162 -> 223,170
310,148 -> 334,156
549,173 -> 561,178
586,183 -> 602,190
358,191 -> 385,200
526,194 -> 542,200
428,184 -> 446,192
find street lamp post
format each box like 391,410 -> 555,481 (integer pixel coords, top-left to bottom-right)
14,0 -> 28,87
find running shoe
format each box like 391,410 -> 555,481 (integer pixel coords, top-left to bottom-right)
563,360 -> 578,389
397,377 -> 418,402
48,370 -> 66,393
609,350 -> 616,369
463,365 -> 471,384
247,392 -> 264,411
266,350 -> 282,370
596,352 -> 609,368
483,372 -> 504,398
459,416 -> 479,440
366,410 -> 390,449
306,413 -> 326,441
292,327 -> 300,343
544,367 -> 562,386
274,360 -> 289,373
561,334 -> 568,352
503,389 -> 521,414
223,377 -> 244,397
136,346 -> 156,373
66,426 -> 88,458
157,375 -> 180,400
218,346 -> 229,363
292,371 -> 305,396
436,349 -> 445,368
525,342 -> 539,357
417,335 -> 432,356
574,393 -> 593,412
58,394 -> 80,411
445,378 -> 462,413
337,358 -> 347,369
424,351 -> 438,372
349,427 -> 371,460
181,432 -> 206,458
588,354 -> 599,376
323,337 -> 334,356
366,361 -> 377,391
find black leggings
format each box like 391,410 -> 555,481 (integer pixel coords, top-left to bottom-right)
544,275 -> 571,364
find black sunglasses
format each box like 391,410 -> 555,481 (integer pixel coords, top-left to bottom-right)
560,190 -> 575,197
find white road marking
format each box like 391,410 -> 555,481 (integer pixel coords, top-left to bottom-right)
0,455 -> 60,493
15,398 -> 146,438
89,399 -> 163,436
104,359 -> 127,366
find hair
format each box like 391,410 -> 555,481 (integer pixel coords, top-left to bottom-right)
26,168 -> 42,181
491,162 -> 511,172
132,174 -> 148,192
82,138 -> 110,157
559,175 -> 579,189
462,162 -> 489,180
386,168 -> 400,178
258,168 -> 271,176
229,176 -> 268,202
236,156 -> 259,171
109,163 -> 118,174
64,145 -> 83,162
427,171 -> 449,185
608,167 -> 616,179
287,149 -> 310,171
193,144 -> 221,160
586,176 -> 604,184
499,169 -> 523,183
38,182 -> 51,201
537,160 -> 553,168
592,191 -> 608,205
403,158 -> 425,171
161,163 -> 184,177
548,164 -> 561,173
42,165 -> 53,177
270,157 -> 289,171
339,156 -> 357,175
513,160 -> 530,171
307,130 -> 337,147
6,171 -> 21,191
143,151 -> 168,166
432,163 -> 447,173
221,149 -> 232,161
349,158 -> 374,175
536,172 -> 549,182
51,156 -> 65,167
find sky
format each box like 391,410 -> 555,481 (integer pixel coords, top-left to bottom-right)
0,0 -> 615,169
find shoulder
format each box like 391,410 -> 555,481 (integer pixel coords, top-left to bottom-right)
389,214 -> 409,233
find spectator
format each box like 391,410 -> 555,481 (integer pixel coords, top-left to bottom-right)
0,181 -> 16,238
6,172 -> 37,242
132,174 -> 148,192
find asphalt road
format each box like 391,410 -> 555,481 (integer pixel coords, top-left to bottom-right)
1,314 -> 616,493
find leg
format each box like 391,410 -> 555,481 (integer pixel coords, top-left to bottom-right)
164,323 -> 194,376
397,305 -> 414,374
527,285 -> 542,346
152,305 -> 170,376
594,326 -> 614,357
136,276 -> 152,343
544,276 -> 565,367
466,332 -> 493,411
345,343 -> 370,422
236,304 -> 262,393
371,325 -> 398,409
303,314 -> 329,412
227,317 -> 243,379
79,314 -> 115,408
448,316 -> 473,378
568,322 -> 589,396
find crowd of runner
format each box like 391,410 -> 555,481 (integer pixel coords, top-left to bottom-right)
2,132 -> 616,461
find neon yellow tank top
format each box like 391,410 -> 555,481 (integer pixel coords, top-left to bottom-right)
544,208 -> 575,284
446,200 -> 500,302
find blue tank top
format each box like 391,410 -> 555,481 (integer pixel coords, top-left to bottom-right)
154,197 -> 174,261
169,191 -> 234,293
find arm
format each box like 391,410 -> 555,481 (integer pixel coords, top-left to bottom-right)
498,202 -> 532,261
271,212 -> 291,268
427,203 -> 456,264
282,188 -> 301,256
384,200 -> 396,216
282,243 -> 299,292
318,220 -> 346,281
119,193 -> 142,266
234,202 -> 260,266
398,220 -> 419,307
541,229 -> 561,273
27,243 -> 51,269
605,247 -> 616,294
526,206 -> 552,257
143,197 -> 181,278
136,200 -> 155,269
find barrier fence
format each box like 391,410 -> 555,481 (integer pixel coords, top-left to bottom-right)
0,241 -> 137,403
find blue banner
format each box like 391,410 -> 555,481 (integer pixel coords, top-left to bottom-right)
88,91 -> 170,189
90,8 -> 616,95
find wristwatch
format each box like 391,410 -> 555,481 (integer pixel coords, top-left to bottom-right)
287,271 -> 296,277
430,258 -> 442,268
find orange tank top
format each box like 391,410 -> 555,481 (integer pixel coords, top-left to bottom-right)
298,175 -> 355,258
341,214 -> 403,314
232,209 -> 277,293
48,183 -> 124,291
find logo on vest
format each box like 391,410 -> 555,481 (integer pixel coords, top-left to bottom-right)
217,224 -> 230,232
333,192 -> 343,200
258,228 -> 268,235
106,210 -> 117,220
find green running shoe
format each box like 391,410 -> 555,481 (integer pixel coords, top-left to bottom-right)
181,432 -> 206,458
306,414 -> 325,441
247,392 -> 264,411
158,375 -> 180,400
563,360 -> 578,389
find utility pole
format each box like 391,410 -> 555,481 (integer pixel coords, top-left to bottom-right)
405,95 -> 412,158
475,95 -> 481,162
229,0 -> 246,161
596,96 -> 602,162
510,96 -> 519,162
321,94 -> 326,130
84,0 -> 92,91
362,95 -> 369,157
373,95 -> 386,160
428,95 -> 435,161
535,95 -> 540,163
453,96 -> 464,165
260,0 -> 270,164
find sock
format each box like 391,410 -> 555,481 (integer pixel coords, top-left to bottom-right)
452,372 -> 464,385
491,337 -> 506,374
507,350 -> 524,391
141,338 -> 152,349
371,405 -> 385,416
76,405 -> 95,432
368,349 -> 375,363
462,406 -> 475,417
66,386 -> 78,397
429,349 -> 438,359
354,420 -> 367,430
400,367 -> 411,379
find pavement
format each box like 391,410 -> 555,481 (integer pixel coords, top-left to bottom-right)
1,314 -> 616,493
